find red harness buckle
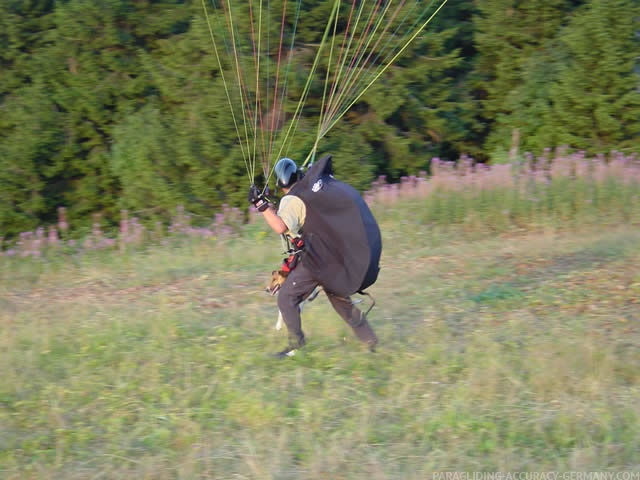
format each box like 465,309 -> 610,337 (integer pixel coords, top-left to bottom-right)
282,253 -> 298,273
291,237 -> 304,250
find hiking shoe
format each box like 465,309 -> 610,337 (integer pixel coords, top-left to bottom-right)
272,346 -> 298,358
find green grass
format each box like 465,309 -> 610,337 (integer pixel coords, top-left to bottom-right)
1,201 -> 640,479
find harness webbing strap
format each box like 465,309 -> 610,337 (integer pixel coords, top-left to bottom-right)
281,236 -> 305,273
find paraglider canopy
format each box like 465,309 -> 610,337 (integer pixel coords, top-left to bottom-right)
288,155 -> 381,297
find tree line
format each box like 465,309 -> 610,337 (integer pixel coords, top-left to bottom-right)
1,0 -> 639,238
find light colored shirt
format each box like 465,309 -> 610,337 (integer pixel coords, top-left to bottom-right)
277,194 -> 306,238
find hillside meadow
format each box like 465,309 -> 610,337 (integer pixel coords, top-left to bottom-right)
1,155 -> 640,478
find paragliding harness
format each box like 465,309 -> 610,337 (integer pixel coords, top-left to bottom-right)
278,235 -> 322,304
279,233 -> 374,314
281,236 -> 305,274
282,155 -> 380,316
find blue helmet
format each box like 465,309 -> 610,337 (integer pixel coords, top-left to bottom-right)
274,157 -> 299,188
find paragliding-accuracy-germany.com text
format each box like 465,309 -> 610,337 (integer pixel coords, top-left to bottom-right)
433,472 -> 640,480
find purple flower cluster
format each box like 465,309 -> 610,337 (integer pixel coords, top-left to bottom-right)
2,204 -> 246,258
1,150 -> 638,257
363,150 -> 640,205
167,204 -> 244,240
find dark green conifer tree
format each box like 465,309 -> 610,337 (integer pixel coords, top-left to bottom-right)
473,0 -> 580,159
548,0 -> 640,154
0,1 -> 60,236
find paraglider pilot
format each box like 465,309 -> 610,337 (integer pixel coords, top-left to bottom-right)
248,155 -> 381,358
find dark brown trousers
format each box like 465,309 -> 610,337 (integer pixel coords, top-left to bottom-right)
277,262 -> 378,349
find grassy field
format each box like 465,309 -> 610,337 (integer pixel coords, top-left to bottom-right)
1,196 -> 640,478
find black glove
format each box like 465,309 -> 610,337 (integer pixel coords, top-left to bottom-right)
248,184 -> 270,212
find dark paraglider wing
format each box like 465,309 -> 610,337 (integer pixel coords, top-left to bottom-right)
290,155 -> 381,296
